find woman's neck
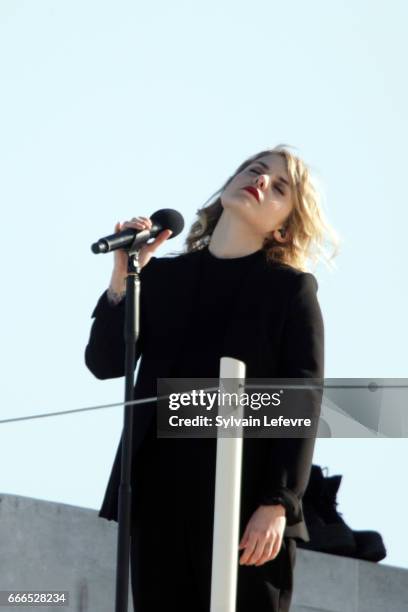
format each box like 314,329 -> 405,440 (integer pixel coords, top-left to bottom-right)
208,209 -> 263,259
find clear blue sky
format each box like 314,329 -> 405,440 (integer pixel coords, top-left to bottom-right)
1,0 -> 407,570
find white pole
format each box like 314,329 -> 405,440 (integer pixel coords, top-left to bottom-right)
210,356 -> 246,612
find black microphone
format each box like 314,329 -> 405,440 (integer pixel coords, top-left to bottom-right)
91,208 -> 184,254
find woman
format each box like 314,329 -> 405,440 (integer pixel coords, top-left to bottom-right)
85,145 -> 337,611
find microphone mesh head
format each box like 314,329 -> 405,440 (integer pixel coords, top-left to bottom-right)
150,209 -> 184,238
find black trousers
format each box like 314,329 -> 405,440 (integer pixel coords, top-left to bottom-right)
129,436 -> 296,612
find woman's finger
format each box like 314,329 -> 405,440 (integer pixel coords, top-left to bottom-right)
145,230 -> 173,252
245,537 -> 268,566
254,541 -> 274,566
139,216 -> 152,224
239,533 -> 258,565
269,535 -> 283,561
122,221 -> 148,230
130,216 -> 152,226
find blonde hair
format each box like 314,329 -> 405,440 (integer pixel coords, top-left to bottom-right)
182,144 -> 339,272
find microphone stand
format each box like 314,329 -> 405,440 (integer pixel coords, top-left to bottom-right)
115,238 -> 142,612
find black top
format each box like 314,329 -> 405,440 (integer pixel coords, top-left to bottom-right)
175,246 -> 265,378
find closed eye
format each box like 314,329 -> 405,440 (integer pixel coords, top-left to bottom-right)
248,168 -> 285,196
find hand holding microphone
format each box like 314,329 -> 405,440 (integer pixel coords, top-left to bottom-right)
92,208 -> 184,265
112,216 -> 173,276
91,207 -> 185,298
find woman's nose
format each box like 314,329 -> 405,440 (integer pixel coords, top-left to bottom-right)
255,173 -> 270,190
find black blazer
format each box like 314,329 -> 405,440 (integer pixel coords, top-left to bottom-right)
85,247 -> 324,541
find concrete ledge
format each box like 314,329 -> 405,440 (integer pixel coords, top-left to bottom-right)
291,548 -> 408,612
0,494 -> 407,612
0,494 -> 122,612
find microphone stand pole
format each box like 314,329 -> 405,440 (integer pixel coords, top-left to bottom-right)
115,239 -> 142,612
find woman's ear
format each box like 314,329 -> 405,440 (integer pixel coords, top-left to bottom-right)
271,228 -> 290,243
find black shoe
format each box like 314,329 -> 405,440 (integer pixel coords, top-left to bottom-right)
297,466 -> 356,556
316,468 -> 387,562
298,465 -> 386,562
350,530 -> 387,562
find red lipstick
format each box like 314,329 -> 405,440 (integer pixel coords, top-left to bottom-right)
242,186 -> 260,203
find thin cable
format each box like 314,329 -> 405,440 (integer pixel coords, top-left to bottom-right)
1,382 -> 406,426
0,396 -> 157,425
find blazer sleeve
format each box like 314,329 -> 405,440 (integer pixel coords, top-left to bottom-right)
84,260 -> 156,380
258,272 -> 324,525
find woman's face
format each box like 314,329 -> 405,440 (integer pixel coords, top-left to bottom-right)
220,152 -> 294,240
